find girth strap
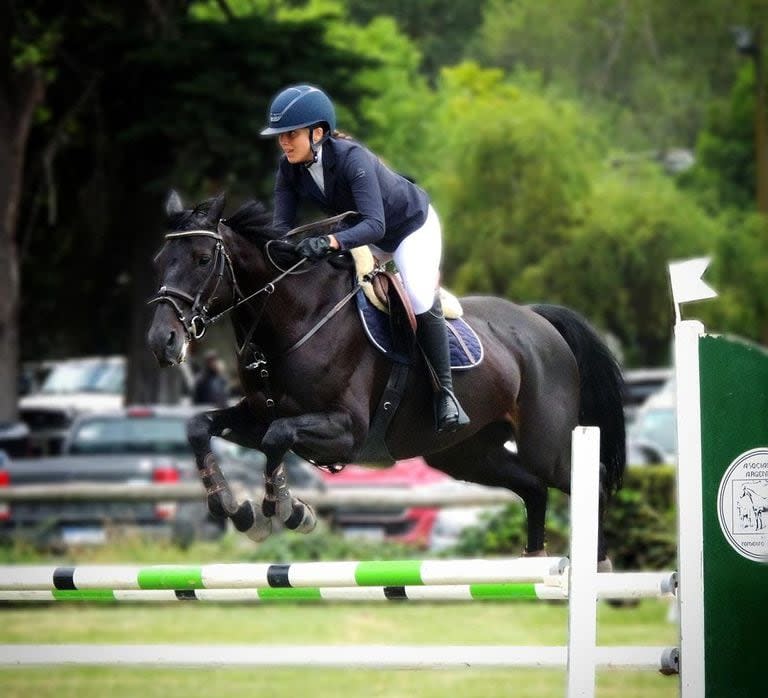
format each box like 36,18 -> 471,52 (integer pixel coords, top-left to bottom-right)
355,361 -> 410,463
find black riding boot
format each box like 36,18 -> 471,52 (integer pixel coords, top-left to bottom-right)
416,296 -> 470,433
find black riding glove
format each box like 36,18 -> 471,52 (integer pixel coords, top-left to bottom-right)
296,235 -> 333,261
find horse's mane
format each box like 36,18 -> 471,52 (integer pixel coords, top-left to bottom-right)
223,200 -> 278,243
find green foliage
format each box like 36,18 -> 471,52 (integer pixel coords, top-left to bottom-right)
15,1 -> 379,362
344,0 -> 487,79
270,0 -> 434,178
470,0 -> 766,148
0,523 -> 421,564
10,0 -> 768,375
531,163 -> 723,364
120,11 -> 371,197
680,62 -> 758,213
604,467 -> 677,570
9,4 -> 61,73
424,63 -> 602,298
452,467 -> 678,572
240,524 -> 422,561
699,211 -> 768,344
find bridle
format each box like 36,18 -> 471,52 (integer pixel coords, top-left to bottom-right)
148,227 -> 245,340
148,211 -> 363,354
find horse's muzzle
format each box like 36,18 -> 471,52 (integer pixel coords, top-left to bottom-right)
147,306 -> 188,366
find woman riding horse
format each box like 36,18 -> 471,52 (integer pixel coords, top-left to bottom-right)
261,84 -> 468,434
147,191 -> 626,565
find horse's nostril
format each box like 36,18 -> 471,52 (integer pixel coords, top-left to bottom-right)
166,330 -> 176,348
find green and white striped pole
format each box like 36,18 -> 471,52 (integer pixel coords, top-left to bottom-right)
0,557 -> 567,592
0,571 -> 675,604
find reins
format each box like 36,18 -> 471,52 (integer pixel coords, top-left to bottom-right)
148,213 -> 364,358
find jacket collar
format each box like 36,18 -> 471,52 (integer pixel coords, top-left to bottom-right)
320,138 -> 337,203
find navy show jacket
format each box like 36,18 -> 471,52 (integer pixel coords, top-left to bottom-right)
272,137 -> 430,253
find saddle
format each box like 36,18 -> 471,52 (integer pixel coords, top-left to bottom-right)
348,246 -> 463,328
347,245 -> 482,371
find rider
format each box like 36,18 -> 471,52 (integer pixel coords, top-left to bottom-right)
260,83 -> 469,434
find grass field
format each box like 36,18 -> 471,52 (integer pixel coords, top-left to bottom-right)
0,534 -> 679,697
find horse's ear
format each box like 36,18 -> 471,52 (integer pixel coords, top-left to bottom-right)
207,192 -> 226,224
165,190 -> 184,218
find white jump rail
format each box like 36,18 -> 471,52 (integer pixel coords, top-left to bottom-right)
0,482 -> 520,506
0,644 -> 678,670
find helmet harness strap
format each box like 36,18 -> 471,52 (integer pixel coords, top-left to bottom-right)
306,124 -> 330,165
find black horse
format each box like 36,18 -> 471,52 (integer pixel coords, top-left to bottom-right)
147,193 -> 625,563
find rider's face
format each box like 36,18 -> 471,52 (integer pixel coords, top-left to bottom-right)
278,127 -> 322,164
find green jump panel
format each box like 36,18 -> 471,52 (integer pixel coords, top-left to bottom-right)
699,334 -> 768,697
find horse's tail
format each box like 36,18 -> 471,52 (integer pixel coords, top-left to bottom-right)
531,303 -> 626,495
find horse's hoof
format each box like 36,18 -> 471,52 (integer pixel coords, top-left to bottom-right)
233,499 -> 272,542
284,499 -> 317,534
207,494 -> 228,521
597,558 -> 613,573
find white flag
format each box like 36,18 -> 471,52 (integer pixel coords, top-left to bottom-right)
668,257 -> 718,306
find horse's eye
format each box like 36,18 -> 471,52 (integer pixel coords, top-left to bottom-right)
198,255 -> 211,267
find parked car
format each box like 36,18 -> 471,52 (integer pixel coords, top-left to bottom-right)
0,405 -> 322,548
19,356 -> 127,455
317,457 -> 452,547
622,367 -> 673,423
0,420 -> 30,459
626,380 -> 677,466
429,505 -> 504,552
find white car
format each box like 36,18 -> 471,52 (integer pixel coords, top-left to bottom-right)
429,505 -> 504,552
19,356 -> 126,454
626,380 -> 677,466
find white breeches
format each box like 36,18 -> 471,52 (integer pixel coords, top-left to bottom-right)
370,205 -> 442,315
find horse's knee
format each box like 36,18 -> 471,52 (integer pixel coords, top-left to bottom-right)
187,413 -> 213,451
261,421 -> 296,459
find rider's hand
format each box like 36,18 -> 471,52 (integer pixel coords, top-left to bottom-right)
296,235 -> 334,261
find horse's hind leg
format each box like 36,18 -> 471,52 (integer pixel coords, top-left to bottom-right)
425,422 -> 551,555
517,417 -> 615,566
187,402 -> 273,541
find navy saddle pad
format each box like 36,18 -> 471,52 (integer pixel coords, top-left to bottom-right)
355,289 -> 483,369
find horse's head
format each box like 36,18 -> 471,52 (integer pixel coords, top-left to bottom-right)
147,191 -> 230,366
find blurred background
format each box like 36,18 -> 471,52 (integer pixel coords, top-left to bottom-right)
0,0 -> 766,553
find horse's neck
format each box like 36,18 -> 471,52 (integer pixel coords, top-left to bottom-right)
232,257 -> 349,354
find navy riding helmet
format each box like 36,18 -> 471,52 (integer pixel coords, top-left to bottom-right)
260,85 -> 337,136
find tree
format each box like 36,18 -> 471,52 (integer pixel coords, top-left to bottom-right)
12,1 -> 374,408
422,63 -> 602,298
531,164 -> 723,365
269,0 -> 434,178
470,0 -> 768,149
1,2 -> 53,421
344,0 -> 487,79
681,62 -> 759,213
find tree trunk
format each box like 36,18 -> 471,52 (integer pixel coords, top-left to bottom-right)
124,186 -> 188,405
0,66 -> 44,422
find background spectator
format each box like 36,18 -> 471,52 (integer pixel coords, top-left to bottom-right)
192,351 -> 229,407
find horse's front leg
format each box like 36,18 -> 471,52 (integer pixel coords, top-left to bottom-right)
260,411 -> 357,534
186,402 -> 273,541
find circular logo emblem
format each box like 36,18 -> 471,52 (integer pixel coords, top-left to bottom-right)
717,448 -> 768,562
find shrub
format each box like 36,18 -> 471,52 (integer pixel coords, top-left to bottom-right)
452,466 -> 677,570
